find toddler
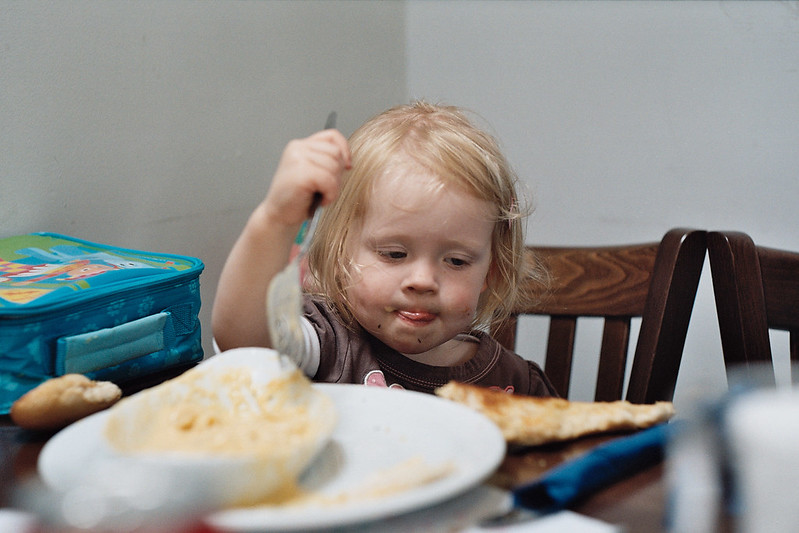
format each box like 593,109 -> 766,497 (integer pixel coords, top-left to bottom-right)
213,102 -> 556,397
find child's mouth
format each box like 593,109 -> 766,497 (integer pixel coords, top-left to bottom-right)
396,310 -> 436,324
384,306 -> 437,325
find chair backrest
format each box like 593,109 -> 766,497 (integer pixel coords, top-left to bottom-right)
492,228 -> 707,403
707,231 -> 799,383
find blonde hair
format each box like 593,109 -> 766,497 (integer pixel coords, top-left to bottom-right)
307,101 -> 546,332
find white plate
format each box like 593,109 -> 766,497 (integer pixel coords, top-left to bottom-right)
39,383 -> 506,532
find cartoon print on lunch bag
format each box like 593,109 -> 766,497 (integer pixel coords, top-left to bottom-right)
0,243 -> 175,305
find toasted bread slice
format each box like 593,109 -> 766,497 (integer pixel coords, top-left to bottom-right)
435,381 -> 674,446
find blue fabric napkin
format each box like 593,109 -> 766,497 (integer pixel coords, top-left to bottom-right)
512,423 -> 675,514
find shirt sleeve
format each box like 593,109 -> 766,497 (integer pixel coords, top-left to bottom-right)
211,318 -> 320,377
296,316 -> 321,377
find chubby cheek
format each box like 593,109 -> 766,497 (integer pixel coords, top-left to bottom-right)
461,301 -> 480,323
349,298 -> 389,338
447,288 -> 483,323
459,302 -> 477,318
346,269 -> 389,322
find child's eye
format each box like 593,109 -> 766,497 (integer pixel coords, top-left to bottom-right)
377,250 -> 406,261
446,257 -> 470,268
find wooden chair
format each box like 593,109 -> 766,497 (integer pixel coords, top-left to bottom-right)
707,231 -> 799,383
492,228 -> 707,403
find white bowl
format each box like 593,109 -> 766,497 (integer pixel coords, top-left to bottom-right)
102,347 -> 337,507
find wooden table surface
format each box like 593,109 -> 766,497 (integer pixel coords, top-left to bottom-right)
492,434 -> 670,532
1,419 -> 682,532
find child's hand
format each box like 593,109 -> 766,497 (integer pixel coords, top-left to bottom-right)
263,128 -> 351,226
212,125 -> 350,352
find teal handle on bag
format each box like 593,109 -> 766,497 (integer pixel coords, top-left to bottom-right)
56,312 -> 176,374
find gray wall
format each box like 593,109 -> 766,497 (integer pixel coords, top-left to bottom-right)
406,1 -> 799,406
3,1 -> 798,410
1,0 -> 406,359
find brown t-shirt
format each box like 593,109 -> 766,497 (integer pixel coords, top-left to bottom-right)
303,296 -> 557,397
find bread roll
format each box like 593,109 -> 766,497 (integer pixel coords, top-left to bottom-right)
10,374 -> 122,431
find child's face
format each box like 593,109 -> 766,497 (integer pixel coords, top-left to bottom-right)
346,169 -> 494,359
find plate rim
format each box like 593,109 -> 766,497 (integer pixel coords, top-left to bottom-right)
39,383 -> 506,532
207,384 -> 506,531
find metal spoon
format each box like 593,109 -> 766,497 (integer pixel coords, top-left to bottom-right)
266,112 -> 336,363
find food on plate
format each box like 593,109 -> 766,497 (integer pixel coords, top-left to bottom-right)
253,455 -> 455,509
105,366 -> 330,456
337,456 -> 455,503
10,374 -> 121,431
102,347 -> 337,506
435,381 -> 675,446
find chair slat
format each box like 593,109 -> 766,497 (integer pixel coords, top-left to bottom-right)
543,316 -> 577,398
627,228 -> 707,403
595,317 -> 632,402
759,247 -> 799,331
707,232 -> 771,367
709,231 -> 799,384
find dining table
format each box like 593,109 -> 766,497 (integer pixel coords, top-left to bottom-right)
0,384 -> 732,533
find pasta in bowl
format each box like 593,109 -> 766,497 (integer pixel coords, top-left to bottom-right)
103,347 -> 337,507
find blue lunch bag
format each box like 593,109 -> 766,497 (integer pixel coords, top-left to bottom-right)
0,232 -> 204,414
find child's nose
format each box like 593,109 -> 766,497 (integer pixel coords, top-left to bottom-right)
403,260 -> 438,293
